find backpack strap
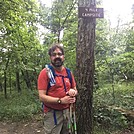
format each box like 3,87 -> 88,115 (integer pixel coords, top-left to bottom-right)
47,64 -> 55,76
66,68 -> 73,88
46,65 -> 73,93
46,64 -> 56,94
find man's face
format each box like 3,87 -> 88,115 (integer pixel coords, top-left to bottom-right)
50,48 -> 64,67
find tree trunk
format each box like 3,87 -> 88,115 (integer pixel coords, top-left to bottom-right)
4,58 -> 10,99
4,71 -> 7,99
76,0 -> 96,134
21,70 -> 32,90
16,71 -> 21,93
9,73 -> 12,94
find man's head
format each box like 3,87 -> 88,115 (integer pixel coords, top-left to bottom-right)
48,44 -> 64,68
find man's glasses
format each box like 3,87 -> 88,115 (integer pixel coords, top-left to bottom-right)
51,52 -> 63,57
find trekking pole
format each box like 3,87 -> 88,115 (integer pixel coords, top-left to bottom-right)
72,103 -> 77,134
68,104 -> 73,134
67,91 -> 77,134
69,103 -> 77,134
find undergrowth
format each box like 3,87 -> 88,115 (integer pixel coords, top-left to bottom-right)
0,82 -> 133,133
0,89 -> 41,122
93,82 -> 134,132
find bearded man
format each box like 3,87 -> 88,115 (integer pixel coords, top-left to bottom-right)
38,43 -> 78,134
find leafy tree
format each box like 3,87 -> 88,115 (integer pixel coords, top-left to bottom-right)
38,0 -> 78,71
0,0 -> 40,97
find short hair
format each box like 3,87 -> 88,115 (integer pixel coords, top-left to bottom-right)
48,44 -> 64,56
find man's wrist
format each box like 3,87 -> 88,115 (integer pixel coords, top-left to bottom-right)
57,98 -> 62,104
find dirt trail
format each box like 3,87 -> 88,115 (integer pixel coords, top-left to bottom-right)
0,120 -> 133,134
0,120 -> 44,134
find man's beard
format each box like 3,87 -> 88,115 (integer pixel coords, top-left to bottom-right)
51,58 -> 64,67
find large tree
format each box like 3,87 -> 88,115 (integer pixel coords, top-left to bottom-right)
76,0 -> 96,133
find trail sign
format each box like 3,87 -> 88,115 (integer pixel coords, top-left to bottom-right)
78,7 -> 104,18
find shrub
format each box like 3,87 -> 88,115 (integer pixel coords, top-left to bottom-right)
0,90 -> 41,121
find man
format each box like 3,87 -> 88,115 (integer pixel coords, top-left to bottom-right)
38,44 -> 78,134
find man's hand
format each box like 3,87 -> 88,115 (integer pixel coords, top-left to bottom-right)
61,96 -> 76,104
67,88 -> 77,97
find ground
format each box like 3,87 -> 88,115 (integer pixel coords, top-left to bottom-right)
0,120 -> 44,134
0,120 -> 133,134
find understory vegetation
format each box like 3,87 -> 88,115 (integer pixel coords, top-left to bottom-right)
0,82 -> 133,133
0,90 -> 40,122
93,82 -> 134,133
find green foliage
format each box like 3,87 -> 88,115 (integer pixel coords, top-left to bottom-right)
0,0 -> 43,93
38,0 -> 77,72
96,18 -> 134,84
94,107 -> 128,128
93,82 -> 134,130
0,90 -> 41,121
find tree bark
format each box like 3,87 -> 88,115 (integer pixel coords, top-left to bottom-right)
16,71 -> 21,93
4,71 -> 7,99
21,70 -> 32,90
4,58 -> 10,99
76,0 -> 96,133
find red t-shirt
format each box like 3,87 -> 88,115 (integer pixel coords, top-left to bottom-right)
38,67 -> 76,112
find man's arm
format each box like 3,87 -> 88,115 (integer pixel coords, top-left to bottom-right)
38,89 -> 76,104
38,90 -> 59,104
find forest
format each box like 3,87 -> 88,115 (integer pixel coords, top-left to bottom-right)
0,0 -> 134,134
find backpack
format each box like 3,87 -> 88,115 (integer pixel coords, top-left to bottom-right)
46,64 -> 73,94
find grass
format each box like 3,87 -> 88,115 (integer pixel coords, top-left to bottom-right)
0,89 -> 41,121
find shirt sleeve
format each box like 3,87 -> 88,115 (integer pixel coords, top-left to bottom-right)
37,68 -> 49,90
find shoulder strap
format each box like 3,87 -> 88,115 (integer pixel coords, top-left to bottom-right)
66,68 -> 73,88
46,65 -> 73,93
45,64 -> 56,94
47,64 -> 56,77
